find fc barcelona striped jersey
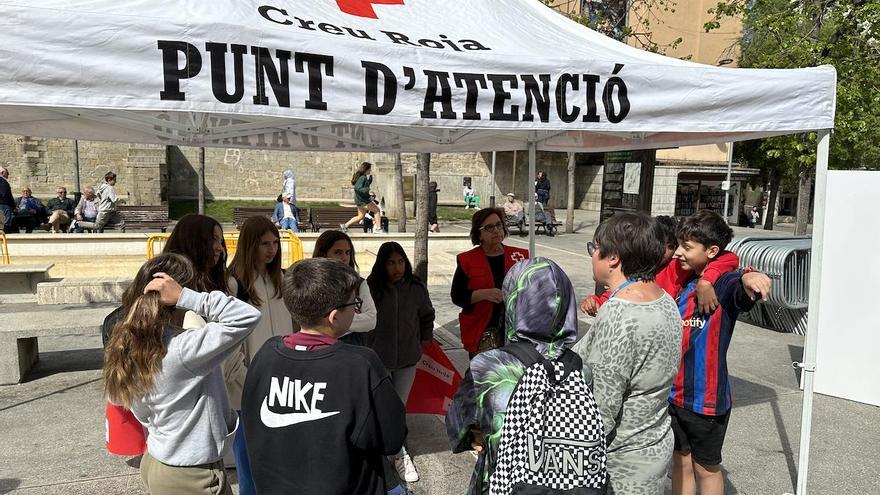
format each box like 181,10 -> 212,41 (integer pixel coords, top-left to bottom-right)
668,272 -> 755,416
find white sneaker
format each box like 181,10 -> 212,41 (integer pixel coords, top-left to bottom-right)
394,454 -> 419,483
373,228 -> 385,234
339,223 -> 348,232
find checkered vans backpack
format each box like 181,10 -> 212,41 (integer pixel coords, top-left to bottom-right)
490,341 -> 608,495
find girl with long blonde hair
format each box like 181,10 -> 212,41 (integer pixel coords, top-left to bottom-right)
103,253 -> 260,495
225,216 -> 293,495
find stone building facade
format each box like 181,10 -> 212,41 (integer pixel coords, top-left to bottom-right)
0,135 -> 604,215
0,135 -> 166,206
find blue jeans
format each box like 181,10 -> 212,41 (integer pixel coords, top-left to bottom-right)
536,190 -> 549,206
279,216 -> 298,233
233,415 -> 256,495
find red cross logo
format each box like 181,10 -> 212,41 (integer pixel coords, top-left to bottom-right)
336,0 -> 405,19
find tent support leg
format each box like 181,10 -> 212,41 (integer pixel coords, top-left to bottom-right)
73,140 -> 81,194
528,140 -> 536,256
198,147 -> 206,215
490,151 -> 497,207
795,128 -> 831,495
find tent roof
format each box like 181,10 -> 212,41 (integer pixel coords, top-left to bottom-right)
0,0 -> 836,152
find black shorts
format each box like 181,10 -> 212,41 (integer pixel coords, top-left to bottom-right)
669,404 -> 730,466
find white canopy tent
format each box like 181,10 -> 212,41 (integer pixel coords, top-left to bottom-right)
0,1 -> 836,493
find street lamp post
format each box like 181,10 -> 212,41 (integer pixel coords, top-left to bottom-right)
722,142 -> 733,224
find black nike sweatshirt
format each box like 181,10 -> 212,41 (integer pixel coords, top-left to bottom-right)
242,337 -> 407,495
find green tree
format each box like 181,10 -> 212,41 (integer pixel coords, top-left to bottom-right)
708,0 -> 880,232
544,0 -> 685,54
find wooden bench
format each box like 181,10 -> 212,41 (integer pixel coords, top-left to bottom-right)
0,304 -> 114,384
310,206 -> 359,232
525,207 -> 561,236
232,206 -> 310,232
101,205 -> 170,232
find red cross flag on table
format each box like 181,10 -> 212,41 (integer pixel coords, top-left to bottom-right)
406,340 -> 462,415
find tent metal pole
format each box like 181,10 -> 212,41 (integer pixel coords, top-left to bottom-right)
528,140 -> 536,256
198,147 -> 206,215
512,150 -> 517,196
723,142 -> 733,223
73,140 -> 81,194
795,128 -> 831,495
490,151 -> 497,207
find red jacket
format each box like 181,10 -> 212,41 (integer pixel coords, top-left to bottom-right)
591,251 -> 740,306
457,245 -> 529,352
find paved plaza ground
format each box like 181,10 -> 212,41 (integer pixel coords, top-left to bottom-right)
1,211 -> 877,494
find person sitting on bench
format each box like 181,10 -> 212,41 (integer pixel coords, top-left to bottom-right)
503,193 -> 524,225
463,185 -> 479,209
73,186 -> 99,233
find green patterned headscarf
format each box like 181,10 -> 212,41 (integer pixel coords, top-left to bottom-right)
501,257 -> 578,359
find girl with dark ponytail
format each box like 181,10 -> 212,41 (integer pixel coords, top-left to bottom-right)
341,161 -> 384,233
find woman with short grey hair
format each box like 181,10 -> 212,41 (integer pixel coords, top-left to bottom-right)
574,212 -> 682,494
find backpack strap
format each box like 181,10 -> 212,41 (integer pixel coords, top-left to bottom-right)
499,340 -> 544,368
501,342 -> 584,386
232,275 -> 250,304
556,349 -> 584,384
500,341 -> 559,385
101,305 -> 125,348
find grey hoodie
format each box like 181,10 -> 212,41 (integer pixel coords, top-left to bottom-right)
129,288 -> 261,466
96,182 -> 118,212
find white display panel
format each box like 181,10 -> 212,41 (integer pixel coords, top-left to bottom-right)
813,170 -> 880,406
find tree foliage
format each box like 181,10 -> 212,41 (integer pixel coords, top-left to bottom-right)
706,0 -> 879,231
708,0 -> 880,172
544,0 -> 685,55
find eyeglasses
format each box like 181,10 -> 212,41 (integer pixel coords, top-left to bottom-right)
480,222 -> 504,233
586,241 -> 599,257
332,296 -> 363,314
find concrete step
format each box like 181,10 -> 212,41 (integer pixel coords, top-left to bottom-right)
37,277 -> 131,305
0,263 -> 53,303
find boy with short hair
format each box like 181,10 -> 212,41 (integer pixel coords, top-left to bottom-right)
665,211 -> 771,495
241,258 -> 407,495
95,171 -> 124,232
582,215 -> 740,316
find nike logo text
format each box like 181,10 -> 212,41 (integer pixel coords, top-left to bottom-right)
260,376 -> 340,428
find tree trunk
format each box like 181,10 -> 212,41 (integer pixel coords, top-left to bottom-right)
414,153 -> 430,282
394,153 -> 406,232
763,171 -> 780,230
566,152 -> 576,233
794,168 -> 813,235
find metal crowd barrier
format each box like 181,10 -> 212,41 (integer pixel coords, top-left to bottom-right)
0,231 -> 8,264
729,236 -> 812,335
146,230 -> 304,267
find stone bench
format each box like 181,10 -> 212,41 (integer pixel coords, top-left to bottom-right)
0,304 -> 114,384
36,277 -> 131,305
0,263 -> 53,304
